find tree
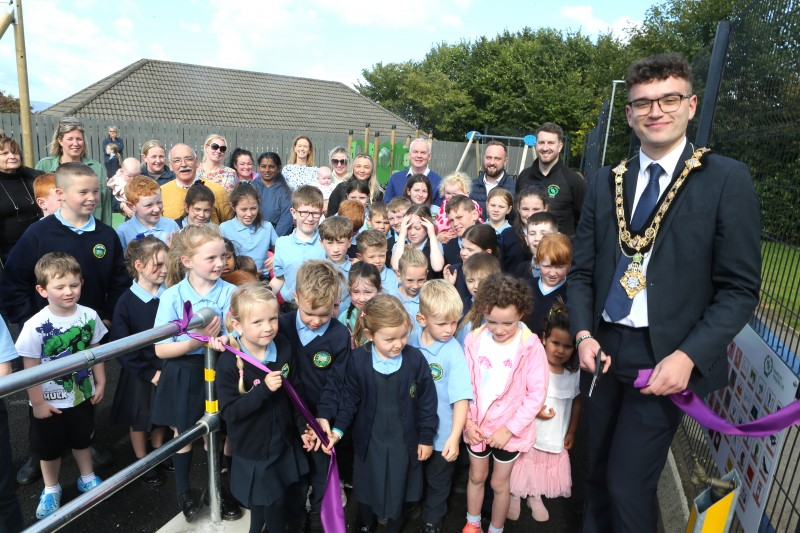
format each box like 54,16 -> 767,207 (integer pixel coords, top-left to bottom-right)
0,90 -> 22,114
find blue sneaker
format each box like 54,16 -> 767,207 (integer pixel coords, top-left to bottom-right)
76,475 -> 102,493
36,489 -> 61,519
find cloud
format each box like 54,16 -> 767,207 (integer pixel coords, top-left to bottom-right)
560,5 -> 641,40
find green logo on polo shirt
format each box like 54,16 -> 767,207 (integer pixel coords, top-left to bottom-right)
313,351 -> 332,368
281,363 -> 290,378
409,379 -> 417,398
93,244 -> 107,258
547,185 -> 560,198
430,363 -> 443,381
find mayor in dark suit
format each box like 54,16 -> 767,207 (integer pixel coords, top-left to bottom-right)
567,53 -> 761,532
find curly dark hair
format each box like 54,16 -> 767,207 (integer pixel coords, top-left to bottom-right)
474,273 -> 533,318
542,297 -> 578,372
625,53 -> 693,92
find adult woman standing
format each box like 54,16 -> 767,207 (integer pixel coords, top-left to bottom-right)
197,134 -> 237,193
140,140 -> 175,186
228,148 -> 259,184
325,153 -> 383,217
329,145 -> 350,182
0,134 -> 41,263
35,117 -> 111,224
251,152 -> 293,236
282,135 -> 318,190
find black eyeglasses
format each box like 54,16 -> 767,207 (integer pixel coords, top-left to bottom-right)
331,158 -> 348,165
209,143 -> 227,153
627,94 -> 691,116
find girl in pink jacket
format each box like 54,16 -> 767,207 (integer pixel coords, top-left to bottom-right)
461,274 -> 549,533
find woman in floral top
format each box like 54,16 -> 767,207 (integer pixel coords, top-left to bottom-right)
282,135 -> 318,190
197,134 -> 237,192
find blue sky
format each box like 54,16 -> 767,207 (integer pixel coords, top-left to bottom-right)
0,0 -> 653,107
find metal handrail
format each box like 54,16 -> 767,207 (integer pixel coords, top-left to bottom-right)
0,307 -> 216,399
0,307 -> 225,531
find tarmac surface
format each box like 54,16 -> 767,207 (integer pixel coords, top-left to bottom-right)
5,358 -> 588,532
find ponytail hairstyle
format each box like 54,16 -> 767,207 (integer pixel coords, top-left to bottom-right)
225,282 -> 279,394
229,181 -> 263,227
166,224 -> 224,287
353,293 -> 412,349
182,180 -> 216,221
125,235 -> 169,279
542,297 -> 578,372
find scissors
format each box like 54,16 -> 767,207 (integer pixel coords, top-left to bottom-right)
589,348 -> 606,397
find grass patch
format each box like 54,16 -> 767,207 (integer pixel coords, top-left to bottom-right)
761,241 -> 800,331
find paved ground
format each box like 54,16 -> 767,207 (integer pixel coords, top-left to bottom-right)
5,358 -> 587,532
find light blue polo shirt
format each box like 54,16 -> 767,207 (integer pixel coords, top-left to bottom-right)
330,257 -> 352,310
220,218 -> 278,271
296,311 -> 331,346
371,344 -> 402,375
397,289 -> 421,321
155,277 -> 236,355
55,209 -> 95,234
380,266 -> 400,298
409,330 -> 473,451
0,320 -> 18,364
486,220 -> 511,235
130,280 -> 165,303
273,230 -> 326,302
117,215 -> 179,251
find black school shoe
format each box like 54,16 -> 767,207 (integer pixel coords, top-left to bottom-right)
92,445 -> 114,468
16,456 -> 41,485
179,488 -> 204,522
140,468 -> 164,488
422,523 -> 440,533
159,457 -> 174,472
202,489 -> 243,521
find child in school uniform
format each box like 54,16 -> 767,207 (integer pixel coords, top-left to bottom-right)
409,280 -> 472,533
391,205 -> 444,276
442,195 -> 481,266
444,224 -> 501,313
355,229 -> 400,298
214,283 -> 313,533
395,246 -> 429,323
324,294 -> 438,533
455,253 -> 502,347
523,233 -> 571,337
278,261 -> 352,531
220,182 -> 278,278
152,225 -> 240,522
33,173 -> 61,217
365,202 -> 394,265
338,199 -> 366,258
386,196 -> 412,249
269,186 -> 327,309
511,187 -> 549,264
515,212 -> 558,280
116,175 -> 180,251
16,253 -> 108,519
319,216 -> 354,309
175,181 -> 218,229
110,236 -> 169,488
338,262 -> 382,345
485,188 -> 524,272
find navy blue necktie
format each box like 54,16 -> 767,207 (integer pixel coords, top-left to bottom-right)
604,163 -> 665,322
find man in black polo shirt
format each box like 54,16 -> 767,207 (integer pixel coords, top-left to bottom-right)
516,122 -> 586,236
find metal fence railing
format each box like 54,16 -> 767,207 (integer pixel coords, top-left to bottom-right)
0,307 -> 223,532
672,0 -> 800,531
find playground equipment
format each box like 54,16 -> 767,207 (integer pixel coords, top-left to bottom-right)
350,124 -> 416,186
455,131 -> 537,175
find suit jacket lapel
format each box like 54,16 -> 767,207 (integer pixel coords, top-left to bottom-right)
623,157 -> 640,220
652,143 -> 695,255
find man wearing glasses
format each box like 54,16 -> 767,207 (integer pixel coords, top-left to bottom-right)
160,144 -> 232,224
383,138 -> 443,205
568,53 -> 760,532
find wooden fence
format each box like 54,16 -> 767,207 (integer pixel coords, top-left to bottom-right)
0,114 -> 534,181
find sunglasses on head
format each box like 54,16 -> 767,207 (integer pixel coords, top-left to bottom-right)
209,143 -> 227,153
331,158 -> 348,165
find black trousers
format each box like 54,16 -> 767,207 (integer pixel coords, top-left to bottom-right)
0,400 -> 22,533
422,452 -> 456,525
581,322 -> 682,533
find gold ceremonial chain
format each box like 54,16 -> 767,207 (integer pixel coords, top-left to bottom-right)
613,147 -> 710,298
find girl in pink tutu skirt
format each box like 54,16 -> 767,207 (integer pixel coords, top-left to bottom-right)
508,300 -> 581,522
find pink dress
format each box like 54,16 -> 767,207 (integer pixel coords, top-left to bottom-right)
510,369 -> 579,498
434,197 -> 484,233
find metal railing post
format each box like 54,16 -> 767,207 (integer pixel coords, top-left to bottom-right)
204,344 -> 222,523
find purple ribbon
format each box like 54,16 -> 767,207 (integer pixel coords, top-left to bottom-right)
172,304 -> 345,533
635,369 -> 800,438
